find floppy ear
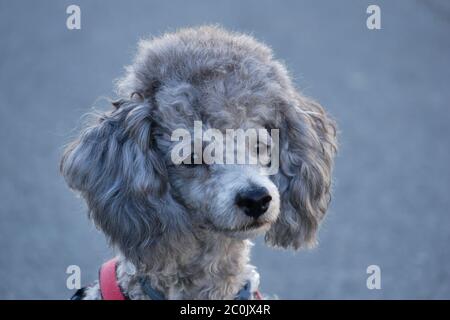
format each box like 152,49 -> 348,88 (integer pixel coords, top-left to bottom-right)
265,94 -> 337,249
60,98 -> 189,263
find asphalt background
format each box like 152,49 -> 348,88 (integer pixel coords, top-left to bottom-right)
1,0 -> 449,299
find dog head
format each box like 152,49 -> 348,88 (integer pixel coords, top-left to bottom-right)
61,26 -> 337,262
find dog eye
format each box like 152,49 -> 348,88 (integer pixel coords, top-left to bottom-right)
254,142 -> 266,156
254,142 -> 272,167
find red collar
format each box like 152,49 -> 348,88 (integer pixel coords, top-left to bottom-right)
99,258 -> 126,300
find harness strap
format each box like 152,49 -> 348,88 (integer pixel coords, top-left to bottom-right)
99,258 -> 126,300
139,276 -> 166,300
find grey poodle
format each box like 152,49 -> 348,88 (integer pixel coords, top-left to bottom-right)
61,26 -> 337,300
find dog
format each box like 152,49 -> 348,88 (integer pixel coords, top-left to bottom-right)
61,26 -> 337,300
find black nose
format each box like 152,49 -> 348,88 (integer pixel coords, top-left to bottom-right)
236,187 -> 272,219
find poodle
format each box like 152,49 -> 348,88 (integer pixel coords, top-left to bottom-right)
61,26 -> 337,300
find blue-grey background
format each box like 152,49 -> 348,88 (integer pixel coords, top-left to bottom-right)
1,0 -> 449,299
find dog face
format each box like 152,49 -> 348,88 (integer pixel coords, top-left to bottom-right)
60,26 -> 337,262
159,107 -> 281,239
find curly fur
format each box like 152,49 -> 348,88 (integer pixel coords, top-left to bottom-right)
61,26 -> 337,300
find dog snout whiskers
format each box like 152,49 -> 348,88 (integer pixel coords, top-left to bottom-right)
236,187 -> 272,219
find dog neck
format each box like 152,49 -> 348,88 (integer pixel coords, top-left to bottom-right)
116,230 -> 259,299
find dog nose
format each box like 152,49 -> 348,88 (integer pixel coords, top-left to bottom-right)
236,187 -> 272,219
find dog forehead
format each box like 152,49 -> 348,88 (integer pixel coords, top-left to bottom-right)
164,102 -> 275,133
153,79 -> 280,132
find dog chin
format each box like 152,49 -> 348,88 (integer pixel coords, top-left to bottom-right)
216,221 -> 272,239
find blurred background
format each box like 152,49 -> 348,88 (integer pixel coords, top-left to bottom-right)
1,0 -> 449,299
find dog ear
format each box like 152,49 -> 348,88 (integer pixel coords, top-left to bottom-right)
265,94 -> 337,249
60,99 -> 189,263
